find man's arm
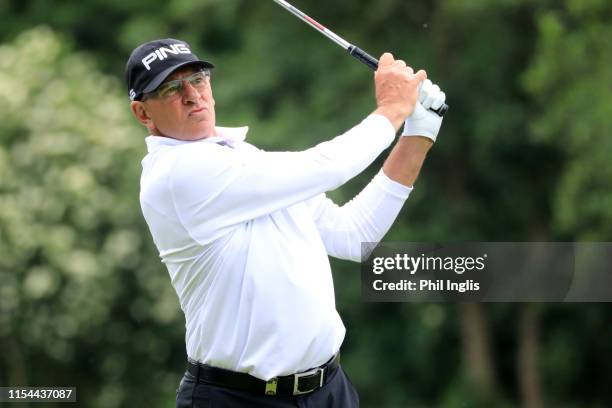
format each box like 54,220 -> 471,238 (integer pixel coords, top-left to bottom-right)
383,137 -> 432,187
383,76 -> 447,187
306,78 -> 447,261
163,53 -> 426,245
305,171 -> 412,261
373,53 -> 444,187
305,138 -> 432,262
384,77 -> 447,186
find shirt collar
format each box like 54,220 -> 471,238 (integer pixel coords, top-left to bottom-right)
145,126 -> 249,153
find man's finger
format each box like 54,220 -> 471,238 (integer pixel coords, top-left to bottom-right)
415,69 -> 427,82
421,79 -> 433,92
378,53 -> 395,68
431,92 -> 446,110
422,94 -> 435,109
418,79 -> 432,103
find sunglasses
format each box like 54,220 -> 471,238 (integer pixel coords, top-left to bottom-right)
143,70 -> 211,100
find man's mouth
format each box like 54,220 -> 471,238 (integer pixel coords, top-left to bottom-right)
189,107 -> 206,115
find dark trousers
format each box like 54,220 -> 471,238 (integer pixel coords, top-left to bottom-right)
176,363 -> 359,408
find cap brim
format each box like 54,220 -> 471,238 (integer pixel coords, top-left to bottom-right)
142,60 -> 215,94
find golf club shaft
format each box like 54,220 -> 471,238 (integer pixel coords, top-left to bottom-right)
273,0 -> 448,117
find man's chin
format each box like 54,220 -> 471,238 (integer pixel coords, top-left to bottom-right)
182,127 -> 216,141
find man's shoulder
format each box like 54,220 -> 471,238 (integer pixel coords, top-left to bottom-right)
155,139 -> 230,160
142,141 -> 225,181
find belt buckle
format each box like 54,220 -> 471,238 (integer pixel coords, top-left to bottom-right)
293,367 -> 324,395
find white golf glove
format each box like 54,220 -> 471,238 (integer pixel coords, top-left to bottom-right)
401,79 -> 446,142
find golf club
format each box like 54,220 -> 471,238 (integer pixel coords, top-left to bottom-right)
272,0 -> 449,117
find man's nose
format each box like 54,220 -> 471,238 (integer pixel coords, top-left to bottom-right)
181,81 -> 200,104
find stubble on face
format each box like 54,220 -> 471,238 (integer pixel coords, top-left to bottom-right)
143,67 -> 216,141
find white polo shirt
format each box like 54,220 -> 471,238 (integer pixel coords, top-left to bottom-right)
139,114 -> 412,380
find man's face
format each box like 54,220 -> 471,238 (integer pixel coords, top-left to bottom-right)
131,66 -> 216,141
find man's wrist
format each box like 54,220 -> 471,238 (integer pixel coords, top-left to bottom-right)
401,104 -> 442,143
383,136 -> 432,187
400,133 -> 436,143
397,135 -> 433,154
373,106 -> 406,131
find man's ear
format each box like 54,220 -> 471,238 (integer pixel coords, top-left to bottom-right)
130,101 -> 153,128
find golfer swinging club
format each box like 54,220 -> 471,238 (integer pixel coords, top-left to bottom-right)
125,37 -> 445,407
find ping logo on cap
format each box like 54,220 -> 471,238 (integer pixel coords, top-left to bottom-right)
142,43 -> 192,70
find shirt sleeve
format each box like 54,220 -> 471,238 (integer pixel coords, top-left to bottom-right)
305,169 -> 413,262
168,115 -> 396,245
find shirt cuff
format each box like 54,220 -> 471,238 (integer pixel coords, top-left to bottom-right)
376,169 -> 414,200
366,114 -> 397,145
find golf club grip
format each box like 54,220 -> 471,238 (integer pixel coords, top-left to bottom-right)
348,45 -> 379,71
348,46 -> 449,118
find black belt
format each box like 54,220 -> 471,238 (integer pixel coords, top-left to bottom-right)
186,353 -> 340,397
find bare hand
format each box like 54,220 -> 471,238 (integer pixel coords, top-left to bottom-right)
374,53 -> 427,130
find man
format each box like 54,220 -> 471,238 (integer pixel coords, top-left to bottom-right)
125,38 -> 445,408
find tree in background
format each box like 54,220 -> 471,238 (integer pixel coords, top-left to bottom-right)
0,0 -> 611,406
523,0 -> 612,240
0,27 -> 186,407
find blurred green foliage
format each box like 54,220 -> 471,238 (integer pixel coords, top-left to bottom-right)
523,0 -> 612,239
0,28 -> 186,407
0,0 -> 611,407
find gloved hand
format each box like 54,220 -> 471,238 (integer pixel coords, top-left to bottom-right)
401,79 -> 446,142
